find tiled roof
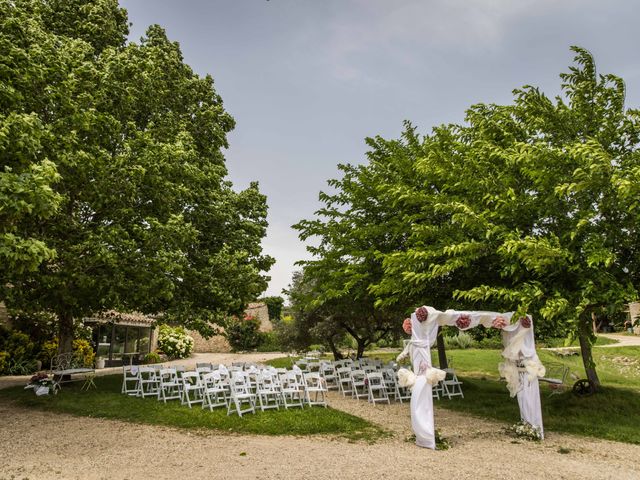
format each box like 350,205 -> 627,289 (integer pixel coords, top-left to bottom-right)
83,310 -> 156,326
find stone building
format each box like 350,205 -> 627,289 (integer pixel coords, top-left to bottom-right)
187,302 -> 271,353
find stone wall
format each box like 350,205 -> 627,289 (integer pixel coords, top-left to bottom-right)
186,302 -> 272,353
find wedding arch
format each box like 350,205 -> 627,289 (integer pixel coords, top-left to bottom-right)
396,306 -> 545,449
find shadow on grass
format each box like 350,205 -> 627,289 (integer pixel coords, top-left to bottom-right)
0,374 -> 388,442
435,376 -> 640,444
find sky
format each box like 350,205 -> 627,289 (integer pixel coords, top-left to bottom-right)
120,0 -> 640,299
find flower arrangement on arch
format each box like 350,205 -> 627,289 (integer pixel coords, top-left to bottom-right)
455,314 -> 471,330
492,316 -> 508,329
402,318 -> 412,335
520,316 -> 532,328
415,306 -> 429,323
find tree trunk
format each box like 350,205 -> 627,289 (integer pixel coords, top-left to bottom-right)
58,312 -> 74,355
436,329 -> 448,369
578,319 -> 601,391
327,337 -> 344,360
356,339 -> 366,359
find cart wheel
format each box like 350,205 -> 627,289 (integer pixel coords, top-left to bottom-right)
572,379 -> 595,397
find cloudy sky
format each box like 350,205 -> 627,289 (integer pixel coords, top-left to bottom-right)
121,0 -> 640,298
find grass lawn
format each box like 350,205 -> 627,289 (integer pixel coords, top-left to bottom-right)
270,344 -> 640,444
0,374 -> 386,442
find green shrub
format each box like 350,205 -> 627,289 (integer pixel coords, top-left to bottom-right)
0,331 -> 38,374
224,316 -> 263,352
444,331 -> 474,349
73,339 -> 95,367
158,325 -> 194,359
476,337 -> 503,349
256,331 -> 282,352
0,351 -> 8,373
143,351 -> 162,364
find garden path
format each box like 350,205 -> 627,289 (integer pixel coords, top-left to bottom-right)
2,352 -> 640,478
1,390 -> 639,479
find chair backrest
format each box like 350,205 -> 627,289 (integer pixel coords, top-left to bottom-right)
366,372 -> 385,387
159,368 -> 177,383
230,372 -> 251,394
382,368 -> 396,383
304,372 -> 322,388
363,365 -> 378,373
196,366 -> 212,375
201,372 -> 218,388
336,367 -> 351,379
350,369 -> 366,381
182,371 -> 200,386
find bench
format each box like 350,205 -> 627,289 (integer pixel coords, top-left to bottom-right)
50,353 -> 96,390
538,363 -> 569,395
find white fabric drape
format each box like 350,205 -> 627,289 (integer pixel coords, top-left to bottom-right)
404,307 -> 545,449
408,311 -> 439,449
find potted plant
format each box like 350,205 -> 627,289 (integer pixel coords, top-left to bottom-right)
95,357 -> 105,369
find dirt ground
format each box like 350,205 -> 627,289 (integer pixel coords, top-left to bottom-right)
1,388 -> 639,479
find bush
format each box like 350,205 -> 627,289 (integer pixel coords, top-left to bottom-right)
256,331 -> 282,352
224,316 -> 263,352
158,325 -> 194,359
444,331 -> 474,349
0,351 -> 8,373
0,331 -> 38,374
143,351 -> 162,364
73,339 -> 95,367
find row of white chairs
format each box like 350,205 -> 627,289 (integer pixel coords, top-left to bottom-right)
121,364 -> 329,417
311,359 -> 464,402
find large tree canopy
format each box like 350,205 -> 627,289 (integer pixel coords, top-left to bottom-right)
296,47 -> 640,386
0,0 -> 274,352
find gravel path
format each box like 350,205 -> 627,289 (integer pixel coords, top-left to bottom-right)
1,391 -> 639,479
1,351 -> 639,479
598,333 -> 640,348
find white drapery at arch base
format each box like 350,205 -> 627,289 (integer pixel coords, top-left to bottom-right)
397,306 -> 545,449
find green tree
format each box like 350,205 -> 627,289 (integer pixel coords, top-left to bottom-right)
1,0 -> 274,353
259,295 -> 285,320
374,47 -> 640,389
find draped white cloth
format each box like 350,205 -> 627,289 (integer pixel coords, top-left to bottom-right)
408,310 -> 439,449
401,306 -> 545,449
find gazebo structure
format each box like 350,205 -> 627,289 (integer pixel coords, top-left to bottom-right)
397,306 -> 545,449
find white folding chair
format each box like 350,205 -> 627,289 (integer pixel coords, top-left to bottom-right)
181,371 -> 204,407
256,371 -> 282,411
320,362 -> 338,390
157,368 -> 182,403
122,365 -> 139,396
381,368 -> 398,401
280,371 -> 304,409
366,372 -> 390,405
393,370 -> 412,403
303,372 -> 328,407
336,367 -> 353,397
227,372 -> 256,417
441,368 -> 464,399
202,371 -> 229,411
137,366 -> 159,398
350,369 -> 368,400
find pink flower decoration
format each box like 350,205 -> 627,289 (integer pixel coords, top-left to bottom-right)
402,318 -> 412,335
520,316 -> 531,328
456,314 -> 471,330
415,306 -> 429,323
492,316 -> 508,329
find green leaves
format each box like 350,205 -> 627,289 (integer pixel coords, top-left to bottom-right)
1,0 -> 273,336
